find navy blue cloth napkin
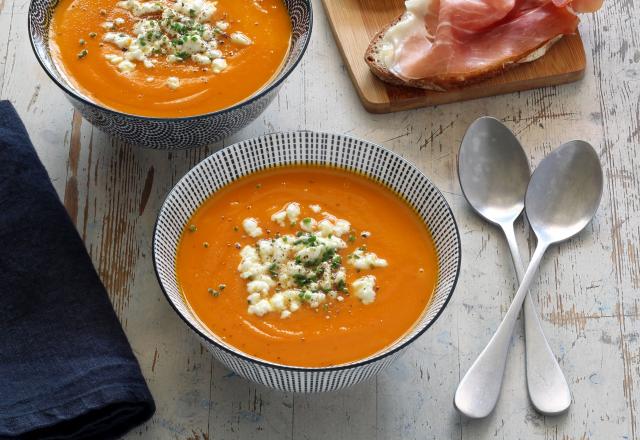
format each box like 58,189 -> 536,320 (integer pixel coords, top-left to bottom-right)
0,101 -> 155,439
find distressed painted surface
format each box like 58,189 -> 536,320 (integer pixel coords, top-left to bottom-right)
1,0 -> 638,438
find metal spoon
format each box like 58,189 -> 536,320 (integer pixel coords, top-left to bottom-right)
457,117 -> 572,417
455,138 -> 603,419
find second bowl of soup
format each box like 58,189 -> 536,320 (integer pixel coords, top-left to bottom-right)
29,0 -> 311,148
153,131 -> 461,392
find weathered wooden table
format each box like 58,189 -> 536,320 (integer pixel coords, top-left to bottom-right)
2,0 -> 637,438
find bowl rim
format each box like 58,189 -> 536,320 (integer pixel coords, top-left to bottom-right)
152,130 -> 461,372
28,0 -> 313,122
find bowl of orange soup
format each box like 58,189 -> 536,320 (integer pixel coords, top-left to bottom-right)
28,0 -> 311,149
153,131 -> 461,392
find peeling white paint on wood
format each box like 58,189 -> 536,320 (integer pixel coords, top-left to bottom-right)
1,0 -> 639,438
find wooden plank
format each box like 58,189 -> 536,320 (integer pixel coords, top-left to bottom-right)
321,0 -> 586,113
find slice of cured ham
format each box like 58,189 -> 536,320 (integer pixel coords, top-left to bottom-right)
368,0 -> 602,89
554,0 -> 604,12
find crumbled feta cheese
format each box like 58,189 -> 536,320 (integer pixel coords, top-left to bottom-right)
99,0 -> 253,80
247,279 -> 270,294
201,28 -> 215,41
271,211 -> 287,227
238,246 -> 266,280
180,35 -> 207,55
211,57 -> 228,73
248,299 -> 273,316
192,53 -> 211,65
230,31 -> 253,46
146,76 -> 154,82
306,292 -> 326,308
285,202 -> 300,223
125,46 -> 146,61
117,59 -> 136,72
300,217 -> 316,232
317,217 -> 351,238
289,300 -> 300,312
103,32 -> 132,49
333,219 -> 351,236
353,275 -> 377,305
117,0 -> 163,16
309,204 -> 322,213
104,53 -> 124,64
172,0 -> 216,22
269,293 -> 287,310
238,202 -> 388,317
132,18 -> 159,35
349,248 -> 388,270
242,217 -> 263,238
166,76 -> 180,89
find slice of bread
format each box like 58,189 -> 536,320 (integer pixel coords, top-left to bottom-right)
365,15 -> 563,91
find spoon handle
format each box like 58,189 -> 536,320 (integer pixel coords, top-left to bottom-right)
502,225 -> 571,415
454,242 -> 548,419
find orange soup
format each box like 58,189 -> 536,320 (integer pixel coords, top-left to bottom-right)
176,167 -> 438,367
49,0 -> 291,117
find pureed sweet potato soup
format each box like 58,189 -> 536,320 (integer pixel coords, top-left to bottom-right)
49,0 -> 291,117
176,166 -> 439,367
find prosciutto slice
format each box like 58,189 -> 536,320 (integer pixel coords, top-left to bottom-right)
388,0 -> 600,83
554,0 -> 604,12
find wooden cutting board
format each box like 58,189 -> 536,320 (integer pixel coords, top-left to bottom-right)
321,0 -> 586,113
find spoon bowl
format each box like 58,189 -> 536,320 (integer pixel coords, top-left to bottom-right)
526,140 -> 604,244
458,116 -> 530,225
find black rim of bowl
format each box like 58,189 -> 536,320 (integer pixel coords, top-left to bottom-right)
28,0 -> 313,122
152,131 -> 461,373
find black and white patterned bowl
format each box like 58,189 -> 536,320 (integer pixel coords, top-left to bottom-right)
153,131 -> 461,392
28,0 -> 312,149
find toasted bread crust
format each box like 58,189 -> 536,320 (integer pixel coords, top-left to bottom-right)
365,14 -> 562,91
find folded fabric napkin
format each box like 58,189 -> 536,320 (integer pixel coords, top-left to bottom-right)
0,101 -> 155,439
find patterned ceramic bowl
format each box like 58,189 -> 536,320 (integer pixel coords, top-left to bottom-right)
28,0 -> 312,149
153,131 -> 461,392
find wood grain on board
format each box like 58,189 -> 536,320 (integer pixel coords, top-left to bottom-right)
321,0 -> 587,113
